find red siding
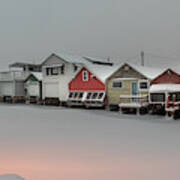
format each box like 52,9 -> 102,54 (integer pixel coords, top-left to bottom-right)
151,69 -> 180,84
69,67 -> 105,91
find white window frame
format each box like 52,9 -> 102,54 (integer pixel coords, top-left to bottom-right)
82,71 -> 88,81
68,92 -> 84,101
112,80 -> 123,89
51,67 -> 59,75
86,91 -> 105,102
139,80 -> 149,91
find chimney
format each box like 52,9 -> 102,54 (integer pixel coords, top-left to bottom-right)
141,51 -> 144,66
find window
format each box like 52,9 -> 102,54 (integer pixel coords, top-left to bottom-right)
82,71 -> 88,81
46,68 -> 51,76
98,93 -> 104,99
112,81 -> 122,88
69,92 -> 73,98
61,65 -> 65,74
139,81 -> 148,90
150,93 -> 165,102
74,92 -> 78,98
92,93 -> 98,99
29,67 -> 34,71
79,92 -> 83,99
169,92 -> 180,101
87,93 -> 92,99
74,65 -> 78,72
124,65 -> 129,71
46,67 -> 60,76
51,67 -> 59,75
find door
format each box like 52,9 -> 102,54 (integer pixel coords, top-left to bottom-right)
131,82 -> 138,102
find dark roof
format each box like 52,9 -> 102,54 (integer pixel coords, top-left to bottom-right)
9,62 -> 41,68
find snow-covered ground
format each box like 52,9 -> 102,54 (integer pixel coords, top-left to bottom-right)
0,104 -> 180,180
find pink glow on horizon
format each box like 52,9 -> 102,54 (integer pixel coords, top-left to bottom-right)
0,149 -> 180,180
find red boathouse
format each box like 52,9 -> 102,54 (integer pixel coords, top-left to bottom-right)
68,64 -> 118,108
149,69 -> 180,116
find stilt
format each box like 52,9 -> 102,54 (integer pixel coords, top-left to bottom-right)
119,107 -> 123,114
137,108 -> 140,115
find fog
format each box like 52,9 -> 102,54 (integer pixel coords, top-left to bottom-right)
0,0 -> 179,70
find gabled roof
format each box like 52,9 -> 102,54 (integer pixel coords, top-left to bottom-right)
84,63 -> 121,83
41,52 -> 114,66
31,72 -> 42,81
53,53 -> 88,64
25,72 -> 42,82
125,63 -> 165,79
9,62 -> 41,68
151,68 -> 180,84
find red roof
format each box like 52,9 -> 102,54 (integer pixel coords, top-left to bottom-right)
69,67 -> 105,91
151,69 -> 180,84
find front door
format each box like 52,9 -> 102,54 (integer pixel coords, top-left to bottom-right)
131,82 -> 138,102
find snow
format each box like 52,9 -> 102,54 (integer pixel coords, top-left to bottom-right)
54,53 -> 114,66
85,63 -> 121,83
1,104 -> 180,180
31,72 -> 42,81
55,52 -> 91,64
150,84 -> 180,93
119,102 -> 149,108
0,174 -> 24,180
127,62 -> 165,79
120,94 -> 148,98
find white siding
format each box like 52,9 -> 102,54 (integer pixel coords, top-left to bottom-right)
15,81 -> 25,96
43,82 -> 59,98
0,82 -> 14,96
26,82 -> 40,97
42,56 -> 82,101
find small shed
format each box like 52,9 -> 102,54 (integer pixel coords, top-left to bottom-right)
68,64 -> 118,108
24,72 -> 42,104
149,69 -> 180,115
106,63 -> 164,114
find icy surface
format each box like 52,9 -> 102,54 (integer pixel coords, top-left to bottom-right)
0,174 -> 24,180
0,104 -> 180,180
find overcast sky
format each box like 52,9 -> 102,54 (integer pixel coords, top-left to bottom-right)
0,0 -> 179,70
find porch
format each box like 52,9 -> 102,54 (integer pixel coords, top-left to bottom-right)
119,95 -> 149,115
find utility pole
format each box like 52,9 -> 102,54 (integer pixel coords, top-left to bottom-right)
107,56 -> 110,62
141,51 -> 144,66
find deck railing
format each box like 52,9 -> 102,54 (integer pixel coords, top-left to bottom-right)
119,95 -> 149,107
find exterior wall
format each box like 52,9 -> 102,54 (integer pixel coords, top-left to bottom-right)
0,81 -> 14,96
151,69 -> 180,85
25,81 -> 40,97
15,81 -> 25,96
107,64 -> 149,105
69,67 -> 105,91
42,55 -> 82,101
0,80 -> 25,97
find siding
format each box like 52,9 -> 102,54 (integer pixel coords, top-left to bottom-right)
42,56 -> 83,101
107,64 -> 149,105
15,81 -> 25,96
69,67 -> 105,91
